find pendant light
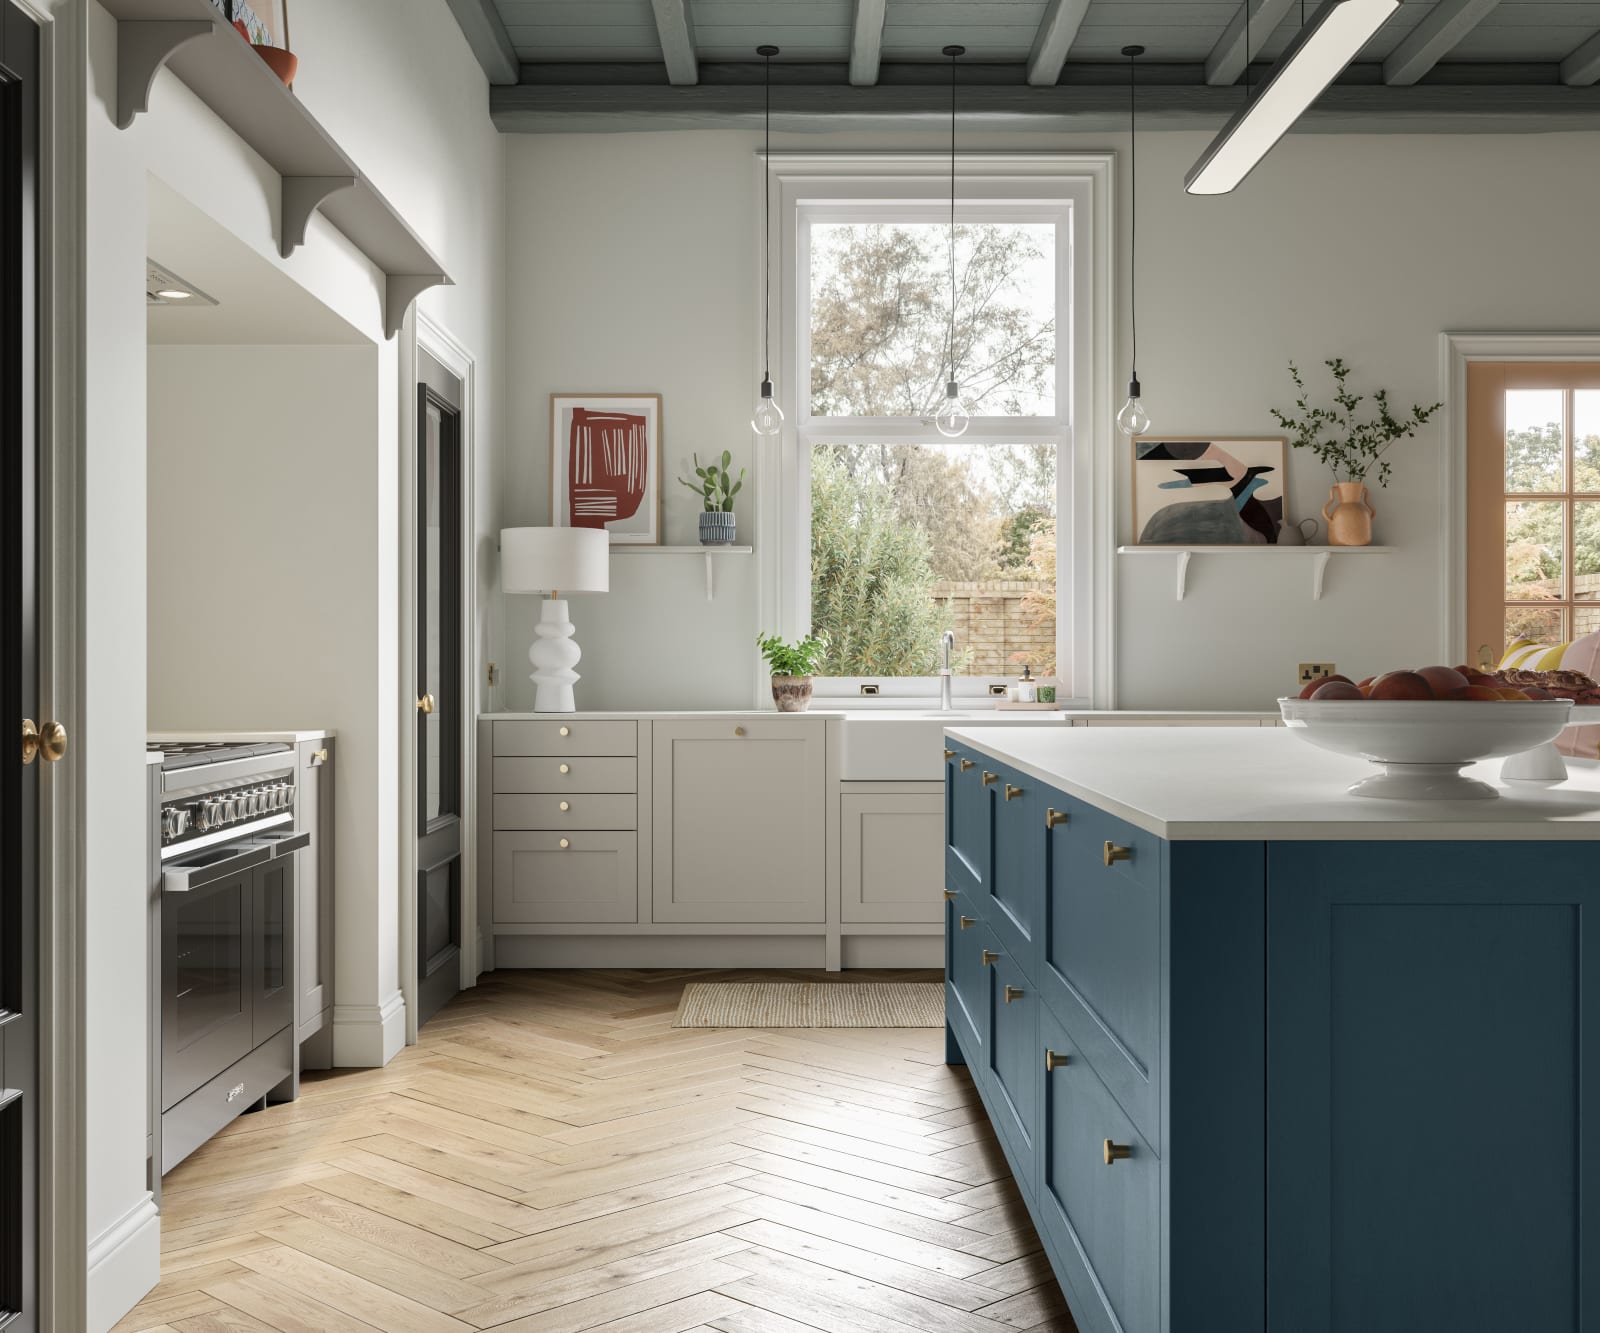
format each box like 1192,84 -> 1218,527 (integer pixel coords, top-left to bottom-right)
934,44 -> 970,439
1115,45 -> 1150,438
751,44 -> 785,437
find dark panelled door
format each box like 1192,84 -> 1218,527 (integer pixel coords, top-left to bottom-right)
416,351 -> 463,1027
0,5 -> 41,1327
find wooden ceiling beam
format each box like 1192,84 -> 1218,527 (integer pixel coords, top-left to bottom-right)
849,0 -> 888,87
442,0 -> 517,86
1205,0 -> 1299,86
1026,0 -> 1091,88
1561,30 -> 1600,86
650,0 -> 699,86
1384,0 -> 1501,85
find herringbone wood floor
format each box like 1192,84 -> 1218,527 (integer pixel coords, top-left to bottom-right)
116,969 -> 1073,1333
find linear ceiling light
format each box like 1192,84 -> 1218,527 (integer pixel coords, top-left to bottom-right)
1185,0 -> 1400,195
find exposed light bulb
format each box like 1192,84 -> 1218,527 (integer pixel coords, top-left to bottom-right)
934,379 -> 970,439
751,378 -> 784,437
1116,376 -> 1150,437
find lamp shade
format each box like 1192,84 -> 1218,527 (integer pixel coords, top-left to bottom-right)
501,527 -> 610,595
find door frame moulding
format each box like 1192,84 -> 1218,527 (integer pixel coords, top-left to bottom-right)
1438,332 -> 1600,664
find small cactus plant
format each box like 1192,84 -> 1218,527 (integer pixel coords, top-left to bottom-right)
679,450 -> 744,513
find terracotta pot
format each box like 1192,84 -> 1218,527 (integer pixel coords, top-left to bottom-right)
253,44 -> 298,86
1322,482 -> 1375,547
770,675 -> 813,713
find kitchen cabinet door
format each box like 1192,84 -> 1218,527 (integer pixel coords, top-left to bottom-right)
841,789 -> 943,924
652,719 -> 826,923
294,739 -> 334,1043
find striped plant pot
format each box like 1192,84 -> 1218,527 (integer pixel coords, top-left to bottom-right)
699,511 -> 736,545
770,675 -> 813,712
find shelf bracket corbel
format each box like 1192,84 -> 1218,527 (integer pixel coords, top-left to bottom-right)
705,552 -> 715,601
280,175 -> 359,259
1174,549 -> 1192,601
1311,551 -> 1331,601
116,19 -> 218,129
384,273 -> 451,340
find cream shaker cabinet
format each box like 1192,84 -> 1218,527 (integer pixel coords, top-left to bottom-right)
294,738 -> 334,1049
840,785 -> 944,925
651,718 -> 827,924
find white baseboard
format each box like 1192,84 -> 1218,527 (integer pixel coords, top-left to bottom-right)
87,1193 -> 159,1333
331,989 -> 406,1067
492,934 -> 941,969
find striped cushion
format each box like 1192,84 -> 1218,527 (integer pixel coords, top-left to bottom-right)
1500,637 -> 1572,671
1556,631 -> 1600,760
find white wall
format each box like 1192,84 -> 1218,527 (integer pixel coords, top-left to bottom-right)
504,127 -> 1600,711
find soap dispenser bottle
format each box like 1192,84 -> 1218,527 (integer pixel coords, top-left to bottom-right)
1017,665 -> 1037,704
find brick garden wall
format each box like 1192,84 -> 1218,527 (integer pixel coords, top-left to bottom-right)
931,581 -> 1055,676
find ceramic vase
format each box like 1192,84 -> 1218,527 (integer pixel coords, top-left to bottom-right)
771,675 -> 813,713
699,511 -> 736,545
1322,482 -> 1375,547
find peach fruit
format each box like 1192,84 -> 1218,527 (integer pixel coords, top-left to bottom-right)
1309,680 -> 1364,701
1298,674 -> 1354,700
1368,670 -> 1434,701
1447,685 -> 1504,702
1416,665 -> 1470,698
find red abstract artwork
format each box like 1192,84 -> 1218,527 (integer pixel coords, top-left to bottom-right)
567,408 -> 649,530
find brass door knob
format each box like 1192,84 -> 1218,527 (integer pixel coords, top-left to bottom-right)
21,719 -> 38,766
981,949 -> 1000,967
1004,784 -> 1022,801
1046,808 -> 1068,828
559,725 -> 570,737
1046,1050 -> 1069,1071
959,759 -> 974,772
559,838 -> 570,849
959,916 -> 976,931
40,721 -> 67,763
981,771 -> 998,787
1104,1140 -> 1132,1165
943,748 -> 956,759
1004,985 -> 1024,1004
943,889 -> 957,901
1104,842 -> 1132,866
417,694 -> 436,714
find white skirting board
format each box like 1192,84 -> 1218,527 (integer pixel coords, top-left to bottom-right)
87,1193 -> 159,1333
331,990 -> 407,1068
493,934 -> 943,970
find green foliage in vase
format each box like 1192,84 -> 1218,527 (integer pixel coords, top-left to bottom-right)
756,632 -> 830,678
1270,358 -> 1441,489
677,450 -> 744,513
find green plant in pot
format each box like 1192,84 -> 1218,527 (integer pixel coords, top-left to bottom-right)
679,450 -> 744,546
757,632 -> 828,713
1270,358 -> 1441,547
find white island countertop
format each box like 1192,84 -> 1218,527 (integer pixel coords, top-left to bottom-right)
149,730 -> 335,745
946,725 -> 1600,841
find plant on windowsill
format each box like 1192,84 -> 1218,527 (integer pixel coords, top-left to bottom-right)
678,450 -> 745,546
1270,358 -> 1442,547
757,632 -> 829,713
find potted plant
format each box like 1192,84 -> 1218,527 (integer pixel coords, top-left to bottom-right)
1270,358 -> 1441,546
679,450 -> 744,545
757,632 -> 828,712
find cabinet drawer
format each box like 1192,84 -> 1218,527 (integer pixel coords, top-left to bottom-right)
493,793 -> 637,831
986,761 -> 1044,967
493,831 -> 638,923
1039,1012 -> 1159,1333
987,952 -> 1039,1184
945,895 -> 993,1060
945,746 -> 991,898
842,792 -> 943,924
493,756 -> 637,794
494,719 -> 637,758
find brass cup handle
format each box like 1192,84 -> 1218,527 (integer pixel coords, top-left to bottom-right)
22,719 -> 66,766
981,771 -> 998,787
959,759 -> 975,772
959,916 -> 976,931
1004,784 -> 1023,801
1004,985 -> 1024,1004
981,949 -> 1000,967
943,889 -> 957,901
1104,842 -> 1132,866
943,748 -> 956,759
1046,1049 -> 1069,1071
417,693 -> 436,714
1104,1139 -> 1132,1165
1046,807 -> 1069,829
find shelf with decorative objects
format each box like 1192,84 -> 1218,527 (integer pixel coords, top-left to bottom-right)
102,0 -> 450,338
1116,545 -> 1395,601
611,546 -> 753,600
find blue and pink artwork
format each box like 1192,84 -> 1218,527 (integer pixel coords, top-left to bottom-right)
1132,437 -> 1287,545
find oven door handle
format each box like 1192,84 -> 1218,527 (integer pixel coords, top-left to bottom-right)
161,843 -> 272,894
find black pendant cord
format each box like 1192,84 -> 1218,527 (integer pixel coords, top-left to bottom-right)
758,45 -> 778,393
1122,45 -> 1143,396
943,45 -> 964,389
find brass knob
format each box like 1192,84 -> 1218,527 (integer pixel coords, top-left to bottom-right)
1104,842 -> 1132,866
981,949 -> 1000,966
559,801 -> 570,812
1104,1139 -> 1132,1165
959,759 -> 974,772
39,721 -> 67,763
1004,985 -> 1024,1004
1046,1050 -> 1069,1071
943,748 -> 956,759
1046,808 -> 1068,829
1004,784 -> 1022,801
981,771 -> 998,787
943,889 -> 957,900
735,726 -> 747,737
959,916 -> 976,931
559,725 -> 570,737
559,763 -> 571,774
559,838 -> 570,849
417,693 -> 436,714
311,748 -> 328,766
21,719 -> 38,766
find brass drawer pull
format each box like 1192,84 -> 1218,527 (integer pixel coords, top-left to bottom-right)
1004,784 -> 1022,801
1046,807 -> 1068,828
1004,985 -> 1024,1004
1104,842 -> 1132,866
559,725 -> 570,737
559,838 -> 570,849
559,763 -> 571,775
943,889 -> 957,901
559,801 -> 571,812
944,748 -> 956,759
959,759 -> 975,772
735,726 -> 747,736
981,771 -> 998,787
959,916 -> 976,931
1046,1050 -> 1069,1071
1103,1139 -> 1132,1165
310,747 -> 328,766
981,949 -> 1000,967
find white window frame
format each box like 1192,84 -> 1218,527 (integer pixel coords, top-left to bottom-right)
755,152 -> 1115,709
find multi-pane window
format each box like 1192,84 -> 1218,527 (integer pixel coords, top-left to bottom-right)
1467,364 -> 1600,658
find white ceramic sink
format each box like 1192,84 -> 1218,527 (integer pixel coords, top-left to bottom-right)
839,712 -> 1068,780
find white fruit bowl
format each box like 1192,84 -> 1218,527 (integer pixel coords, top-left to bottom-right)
1278,697 -> 1574,799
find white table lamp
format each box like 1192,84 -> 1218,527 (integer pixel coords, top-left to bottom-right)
501,527 -> 610,713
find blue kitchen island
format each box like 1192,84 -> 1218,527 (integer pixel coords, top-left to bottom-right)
943,725 -> 1600,1333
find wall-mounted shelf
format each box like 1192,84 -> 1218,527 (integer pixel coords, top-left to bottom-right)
612,545 -> 753,600
103,0 -> 451,338
1116,545 -> 1395,601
